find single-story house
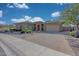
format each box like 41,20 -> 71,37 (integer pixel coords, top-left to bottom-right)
0,21 -> 77,32
15,21 -> 63,32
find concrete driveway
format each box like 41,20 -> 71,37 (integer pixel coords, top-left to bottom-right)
0,33 -> 70,56
9,32 -> 75,55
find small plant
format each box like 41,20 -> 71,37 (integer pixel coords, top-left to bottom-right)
68,31 -> 76,36
21,28 -> 32,33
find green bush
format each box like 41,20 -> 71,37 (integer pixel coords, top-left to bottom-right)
21,28 -> 32,33
68,31 -> 76,36
9,26 -> 16,30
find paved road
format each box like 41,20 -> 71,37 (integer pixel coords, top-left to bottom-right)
0,41 -> 6,56
0,47 -> 6,56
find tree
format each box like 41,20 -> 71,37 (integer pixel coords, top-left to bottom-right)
61,4 -> 79,30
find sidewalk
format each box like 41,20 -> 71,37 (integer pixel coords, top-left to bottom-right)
0,33 -> 70,56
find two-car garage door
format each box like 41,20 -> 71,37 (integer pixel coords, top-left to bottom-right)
46,24 -> 60,32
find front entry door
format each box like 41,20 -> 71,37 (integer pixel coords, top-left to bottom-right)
41,24 -> 44,31
37,25 -> 40,31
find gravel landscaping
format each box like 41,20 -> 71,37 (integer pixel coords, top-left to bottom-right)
66,36 -> 79,56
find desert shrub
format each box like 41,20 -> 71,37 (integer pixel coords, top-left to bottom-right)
21,28 -> 32,33
68,31 -> 76,36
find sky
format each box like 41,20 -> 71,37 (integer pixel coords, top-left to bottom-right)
0,3 -> 72,25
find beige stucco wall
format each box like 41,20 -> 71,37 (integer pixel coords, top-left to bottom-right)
16,22 -> 33,30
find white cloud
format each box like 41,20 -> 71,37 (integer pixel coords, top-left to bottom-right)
13,3 -> 29,9
0,10 -> 3,18
60,3 -> 63,5
11,16 -> 31,23
31,17 -> 45,22
51,11 -> 60,17
7,3 -> 29,9
11,18 -> 26,23
7,4 -> 14,8
57,3 -> 64,6
0,21 -> 6,25
11,16 -> 45,23
24,16 -> 32,21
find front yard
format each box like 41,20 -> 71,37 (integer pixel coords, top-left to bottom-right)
7,32 -> 74,55
1,31 -> 79,55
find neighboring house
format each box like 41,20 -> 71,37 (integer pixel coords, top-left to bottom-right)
15,21 -> 62,32
0,25 -> 9,32
61,24 -> 76,31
